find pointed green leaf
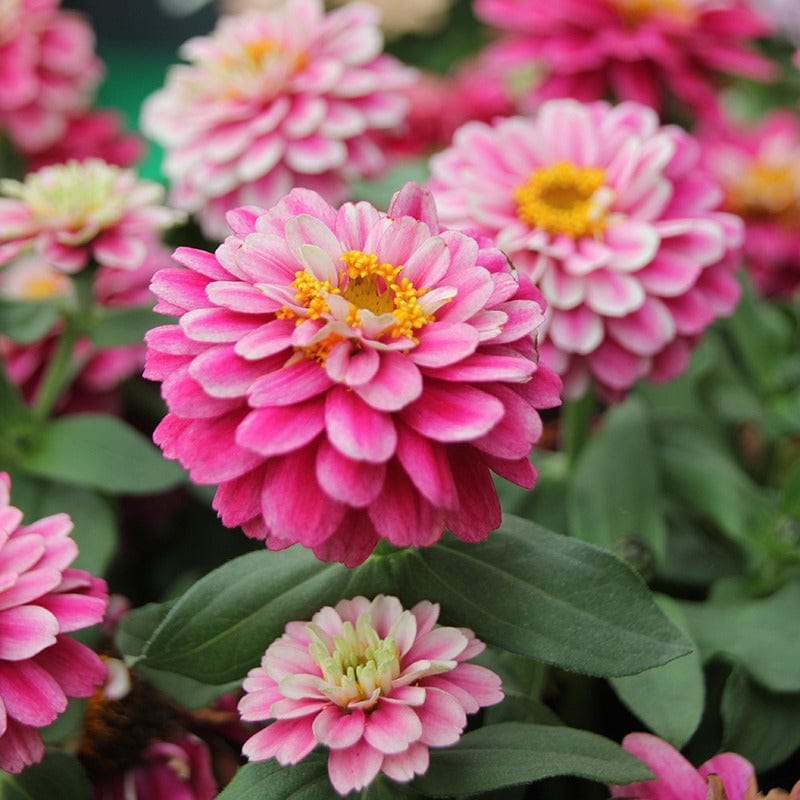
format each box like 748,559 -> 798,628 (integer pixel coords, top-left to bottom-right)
0,297 -> 60,344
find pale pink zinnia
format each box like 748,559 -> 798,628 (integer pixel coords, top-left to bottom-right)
140,0 -> 414,241
428,99 -> 744,400
239,594 -> 503,795
0,472 -> 108,773
0,0 -> 103,155
610,732 -> 800,800
473,0 -> 775,120
0,158 -> 182,274
697,110 -> 800,297
144,182 -> 560,565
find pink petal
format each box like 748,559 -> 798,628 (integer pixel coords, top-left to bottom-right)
248,360 -> 333,407
381,741 -> 429,783
327,738 -> 383,795
395,422 -> 458,509
0,660 -> 66,727
445,449 -> 502,543
325,385 -> 397,463
698,754 -> 756,800
242,717 -> 317,764
606,297 -> 676,357
417,687 -> 467,747
32,636 -> 107,697
315,439 -> 386,507
312,705 -> 365,749
353,351 -> 423,412
584,270 -> 646,317
237,401 -> 325,457
0,606 -> 58,660
363,701 -> 422,755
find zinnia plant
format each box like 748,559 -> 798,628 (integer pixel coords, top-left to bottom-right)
238,594 -> 503,795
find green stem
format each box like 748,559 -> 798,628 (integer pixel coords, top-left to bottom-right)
560,388 -> 596,467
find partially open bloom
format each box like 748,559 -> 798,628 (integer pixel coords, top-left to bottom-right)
610,733 -> 800,800
697,110 -> 800,297
473,0 -> 774,120
141,0 -> 414,241
145,182 -> 560,565
428,99 -> 743,400
239,595 -> 503,795
0,0 -> 103,154
0,159 -> 181,274
0,472 -> 108,773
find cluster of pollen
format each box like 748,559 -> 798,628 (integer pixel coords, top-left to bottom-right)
307,614 -> 402,709
726,161 -> 800,225
514,161 -> 611,239
610,0 -> 694,24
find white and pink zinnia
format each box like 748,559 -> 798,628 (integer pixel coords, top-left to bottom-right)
0,472 -> 108,773
141,0 -> 414,241
144,182 -> 561,565
239,594 -> 503,795
428,99 -> 744,400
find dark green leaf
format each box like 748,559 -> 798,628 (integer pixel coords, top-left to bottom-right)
610,595 -> 704,747
0,297 -> 60,344
20,414 -> 185,494
86,305 -> 163,348
115,601 -> 174,660
215,755 -> 340,800
0,752 -> 89,800
680,580 -> 800,692
412,723 -> 652,796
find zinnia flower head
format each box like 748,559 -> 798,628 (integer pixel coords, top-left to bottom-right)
610,732 -> 800,800
0,158 -> 182,274
144,181 -> 560,565
0,0 -> 103,154
473,0 -> 775,120
239,594 -> 503,795
140,0 -> 415,241
0,472 -> 108,773
697,110 -> 800,297
427,99 -> 744,400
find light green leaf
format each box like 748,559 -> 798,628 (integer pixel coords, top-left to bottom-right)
0,297 -> 60,344
86,305 -> 163,347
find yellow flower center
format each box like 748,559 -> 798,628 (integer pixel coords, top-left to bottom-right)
610,0 -> 694,24
306,614 -> 402,709
0,259 -> 72,302
514,162 -> 611,238
725,161 -> 800,226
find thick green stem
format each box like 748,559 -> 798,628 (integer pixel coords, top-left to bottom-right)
560,389 -> 596,466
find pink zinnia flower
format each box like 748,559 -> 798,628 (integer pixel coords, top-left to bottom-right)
0,159 -> 181,274
144,182 -> 560,565
0,472 -> 108,773
428,99 -> 743,400
140,0 -> 414,241
610,732 -> 800,800
697,110 -> 800,297
0,0 -> 103,155
473,0 -> 775,120
239,594 -> 503,795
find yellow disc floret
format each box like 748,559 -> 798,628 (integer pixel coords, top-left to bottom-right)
611,0 -> 694,25
725,161 -> 800,226
514,161 -> 611,239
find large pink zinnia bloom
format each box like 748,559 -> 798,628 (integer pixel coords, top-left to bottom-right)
0,0 -> 103,155
0,472 -> 108,773
0,159 -> 181,274
428,99 -> 744,400
144,182 -> 561,565
473,0 -> 774,120
610,733 -> 800,800
697,110 -> 800,297
140,0 -> 414,241
239,594 -> 503,796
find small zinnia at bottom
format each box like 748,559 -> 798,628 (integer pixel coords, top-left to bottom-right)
238,595 -> 503,795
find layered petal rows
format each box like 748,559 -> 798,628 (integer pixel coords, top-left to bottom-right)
428,99 -> 744,400
238,594 -> 503,795
0,472 -> 108,773
145,182 -> 561,565
140,0 -> 415,240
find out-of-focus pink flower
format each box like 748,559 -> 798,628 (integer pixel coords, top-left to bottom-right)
145,182 -> 560,565
0,0 -> 103,155
697,110 -> 800,297
0,472 -> 108,773
428,99 -> 743,401
141,0 -> 414,241
745,0 -> 800,45
239,594 -> 503,795
25,110 -> 145,172
0,159 -> 181,274
473,0 -> 775,120
610,732 -> 800,800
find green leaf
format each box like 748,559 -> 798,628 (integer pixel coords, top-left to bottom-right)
215,755 -> 340,800
610,595 -> 704,747
721,666 -> 800,772
680,580 -> 800,692
19,414 -> 185,494
0,751 -> 89,800
85,305 -> 163,348
0,297 -> 60,344
412,722 -> 653,796
568,397 -> 667,558
138,548 -> 370,683
350,159 -> 430,210
115,601 -> 174,660
401,516 -> 692,677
